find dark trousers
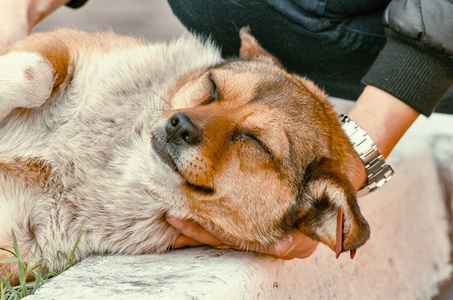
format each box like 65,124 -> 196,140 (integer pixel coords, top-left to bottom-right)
168,0 -> 453,114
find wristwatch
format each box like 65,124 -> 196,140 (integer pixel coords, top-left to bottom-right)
339,114 -> 394,197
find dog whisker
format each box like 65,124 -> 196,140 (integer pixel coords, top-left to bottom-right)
149,88 -> 173,109
165,130 -> 179,143
147,106 -> 167,112
208,171 -> 215,190
204,169 -> 211,188
0,27 -> 373,283
146,111 -> 166,119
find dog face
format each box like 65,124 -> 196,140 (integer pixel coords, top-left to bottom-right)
0,28 -> 371,285
151,28 -> 370,253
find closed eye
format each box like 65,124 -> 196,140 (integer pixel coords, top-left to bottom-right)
201,72 -> 219,105
234,130 -> 274,160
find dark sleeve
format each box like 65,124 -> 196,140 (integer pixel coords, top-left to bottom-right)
66,0 -> 88,9
362,0 -> 453,117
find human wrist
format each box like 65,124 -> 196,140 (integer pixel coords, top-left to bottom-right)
346,85 -> 419,192
341,114 -> 395,195
348,85 -> 419,159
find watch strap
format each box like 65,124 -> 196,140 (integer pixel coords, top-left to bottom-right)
340,114 -> 394,196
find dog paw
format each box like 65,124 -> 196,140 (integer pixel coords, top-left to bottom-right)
0,52 -> 54,121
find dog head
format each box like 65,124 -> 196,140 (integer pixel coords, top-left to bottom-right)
151,28 -> 370,255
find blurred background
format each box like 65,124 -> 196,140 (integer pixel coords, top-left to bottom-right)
34,0 -> 187,42
33,0 -> 453,114
31,1 -> 453,299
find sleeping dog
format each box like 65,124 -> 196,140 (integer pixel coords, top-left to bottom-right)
0,27 -> 370,283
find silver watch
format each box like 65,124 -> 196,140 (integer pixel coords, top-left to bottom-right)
340,114 -> 394,196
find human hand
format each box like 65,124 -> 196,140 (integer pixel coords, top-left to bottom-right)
0,0 -> 70,50
0,1 -> 30,50
165,162 -> 366,260
165,214 -> 319,260
166,86 -> 419,259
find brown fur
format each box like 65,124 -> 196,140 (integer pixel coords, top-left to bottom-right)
0,158 -> 52,188
0,27 -> 370,283
0,251 -> 19,286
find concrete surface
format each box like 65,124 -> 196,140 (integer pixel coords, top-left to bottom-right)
26,1 -> 453,299
27,110 -> 453,299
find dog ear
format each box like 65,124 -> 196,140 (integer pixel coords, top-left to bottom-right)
293,157 -> 370,256
239,27 -> 283,68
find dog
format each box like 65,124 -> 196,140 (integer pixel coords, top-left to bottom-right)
0,27 -> 370,284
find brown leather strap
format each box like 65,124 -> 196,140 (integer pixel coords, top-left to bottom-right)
336,208 -> 344,259
336,207 -> 358,259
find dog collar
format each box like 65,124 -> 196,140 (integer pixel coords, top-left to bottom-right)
340,114 -> 394,197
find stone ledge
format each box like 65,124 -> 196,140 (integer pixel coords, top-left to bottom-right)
24,1 -> 453,298
29,101 -> 453,300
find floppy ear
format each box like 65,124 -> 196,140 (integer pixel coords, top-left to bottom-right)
239,27 -> 284,68
294,157 -> 370,256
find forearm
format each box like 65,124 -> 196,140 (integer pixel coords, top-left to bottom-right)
347,85 -> 420,189
349,85 -> 420,159
0,0 -> 71,50
26,0 -> 72,27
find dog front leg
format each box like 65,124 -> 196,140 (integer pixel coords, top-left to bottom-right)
0,31 -> 73,122
0,52 -> 57,121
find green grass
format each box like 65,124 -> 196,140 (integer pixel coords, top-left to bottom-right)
0,230 -> 82,300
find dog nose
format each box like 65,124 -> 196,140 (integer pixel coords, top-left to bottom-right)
166,113 -> 202,145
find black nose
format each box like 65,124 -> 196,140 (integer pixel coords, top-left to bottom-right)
165,113 -> 202,145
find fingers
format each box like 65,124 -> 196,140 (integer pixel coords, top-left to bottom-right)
273,232 -> 319,259
173,235 -> 204,248
233,229 -> 319,260
165,214 -> 319,260
165,214 -> 226,248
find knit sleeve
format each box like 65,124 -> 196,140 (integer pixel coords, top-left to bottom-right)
362,0 -> 453,116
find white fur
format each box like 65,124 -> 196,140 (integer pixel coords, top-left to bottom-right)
308,179 -> 351,245
0,30 -> 370,274
0,33 -> 223,272
0,52 -> 54,121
